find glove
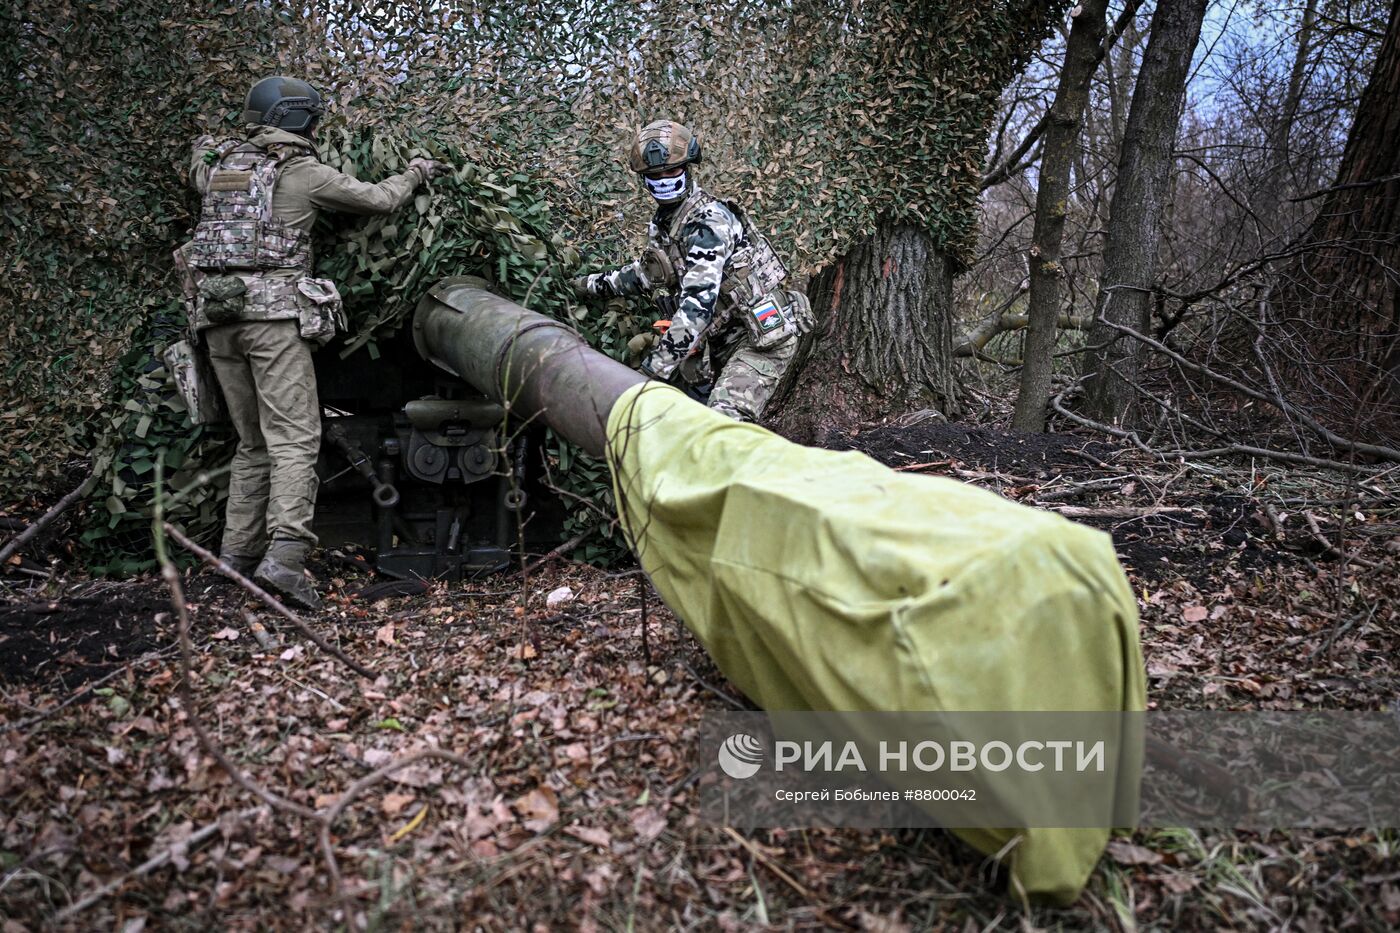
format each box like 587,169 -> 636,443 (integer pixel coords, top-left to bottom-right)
627,332 -> 658,360
408,158 -> 449,181
571,274 -> 596,299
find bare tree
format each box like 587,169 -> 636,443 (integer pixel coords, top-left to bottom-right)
1277,0 -> 1400,404
1013,0 -> 1114,431
1083,0 -> 1209,425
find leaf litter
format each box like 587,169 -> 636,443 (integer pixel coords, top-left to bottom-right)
3,426 -> 1400,928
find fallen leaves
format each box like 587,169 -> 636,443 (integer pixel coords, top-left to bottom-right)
381,792 -> 416,817
513,786 -> 559,833
1106,840 -> 1164,867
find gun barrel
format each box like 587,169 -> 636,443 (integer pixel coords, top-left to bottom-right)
412,276 -> 645,457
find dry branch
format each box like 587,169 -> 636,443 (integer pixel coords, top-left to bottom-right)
954,311 -> 1089,358
0,468 -> 97,569
162,522 -> 372,679
1051,505 -> 1201,519
1094,317 -> 1400,463
1303,510 -> 1382,570
53,806 -> 266,922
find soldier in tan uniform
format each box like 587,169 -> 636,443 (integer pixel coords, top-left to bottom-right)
572,121 -> 810,421
178,76 -> 446,609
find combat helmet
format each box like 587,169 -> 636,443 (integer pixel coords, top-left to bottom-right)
627,120 -> 702,175
241,76 -> 325,134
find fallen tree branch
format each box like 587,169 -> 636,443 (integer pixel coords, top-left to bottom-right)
1048,387 -> 1382,474
1303,510 -> 1382,570
1167,445 -> 1379,474
1051,505 -> 1201,520
162,522 -> 372,679
1093,317 -> 1400,463
954,311 -> 1088,358
0,645 -> 179,735
0,468 -> 98,569
517,526 -> 594,579
53,807 -> 265,922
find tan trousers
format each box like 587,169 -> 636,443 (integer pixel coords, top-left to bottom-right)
204,319 -> 321,556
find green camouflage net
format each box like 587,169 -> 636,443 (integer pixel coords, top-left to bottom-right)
2,0 -> 1062,569
79,125 -> 647,570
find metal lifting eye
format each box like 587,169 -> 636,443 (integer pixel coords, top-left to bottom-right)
643,139 -> 669,167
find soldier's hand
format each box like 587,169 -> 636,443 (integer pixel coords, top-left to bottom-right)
409,158 -> 450,181
571,275 -> 595,299
627,332 -> 658,361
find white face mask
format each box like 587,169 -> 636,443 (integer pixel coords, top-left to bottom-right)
644,171 -> 687,203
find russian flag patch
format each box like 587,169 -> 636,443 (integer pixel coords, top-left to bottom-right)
750,297 -> 782,330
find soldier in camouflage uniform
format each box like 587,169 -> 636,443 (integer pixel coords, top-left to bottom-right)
573,121 -> 810,422
178,76 -> 447,609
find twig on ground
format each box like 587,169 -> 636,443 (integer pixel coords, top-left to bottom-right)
318,748 -> 477,903
52,807 -> 265,922
1050,505 -> 1202,520
0,645 -> 179,735
639,573 -> 652,667
723,827 -> 852,929
159,523 -> 317,821
0,468 -> 98,569
162,522 -> 372,678
518,527 -> 594,578
1303,510 -> 1381,570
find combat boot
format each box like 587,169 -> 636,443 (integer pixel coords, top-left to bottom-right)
218,552 -> 260,577
254,539 -> 322,611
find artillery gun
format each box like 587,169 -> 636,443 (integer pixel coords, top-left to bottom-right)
311,276 -> 639,580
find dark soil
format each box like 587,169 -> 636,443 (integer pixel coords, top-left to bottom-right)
830,421 -> 1117,474
835,423 -> 1294,587
0,585 -> 170,687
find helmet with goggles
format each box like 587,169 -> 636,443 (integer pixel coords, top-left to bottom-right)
627,120 -> 702,175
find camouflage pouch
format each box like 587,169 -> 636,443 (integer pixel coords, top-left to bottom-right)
294,277 -> 345,347
785,288 -> 815,335
198,275 -> 248,325
741,290 -> 799,350
162,338 -> 228,425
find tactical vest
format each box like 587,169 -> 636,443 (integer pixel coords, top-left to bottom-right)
186,138 -> 313,275
652,186 -> 787,312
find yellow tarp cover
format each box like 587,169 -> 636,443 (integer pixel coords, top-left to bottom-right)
606,384 -> 1146,903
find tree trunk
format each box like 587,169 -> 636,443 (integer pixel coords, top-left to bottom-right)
1013,0 -> 1111,432
1253,0 -> 1318,250
1276,0 -> 1400,399
1083,0 -> 1208,426
769,220 -> 957,444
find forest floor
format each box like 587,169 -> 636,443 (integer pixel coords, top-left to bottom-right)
2,421 -> 1399,931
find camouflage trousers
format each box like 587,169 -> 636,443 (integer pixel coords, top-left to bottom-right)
204,319 -> 321,557
707,336 -> 797,423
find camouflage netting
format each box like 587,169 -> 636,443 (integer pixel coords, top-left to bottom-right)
1,0 -> 1062,570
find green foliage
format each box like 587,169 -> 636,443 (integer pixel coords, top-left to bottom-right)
80,307 -> 235,574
